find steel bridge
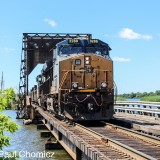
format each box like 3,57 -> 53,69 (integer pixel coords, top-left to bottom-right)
19,33 -> 92,108
27,101 -> 160,160
18,33 -> 160,160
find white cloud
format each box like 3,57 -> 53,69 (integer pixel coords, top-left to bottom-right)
112,57 -> 131,62
119,28 -> 152,40
44,18 -> 57,27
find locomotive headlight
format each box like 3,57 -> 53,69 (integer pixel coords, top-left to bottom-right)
85,56 -> 91,65
85,60 -> 90,65
72,82 -> 78,90
101,82 -> 107,88
85,57 -> 90,60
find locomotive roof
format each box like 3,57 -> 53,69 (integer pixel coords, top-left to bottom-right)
56,39 -> 111,50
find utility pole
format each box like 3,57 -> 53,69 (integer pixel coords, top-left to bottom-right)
1,72 -> 4,91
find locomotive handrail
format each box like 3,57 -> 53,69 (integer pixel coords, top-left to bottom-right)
94,69 -> 110,72
59,71 -> 69,89
61,69 -> 110,72
61,70 -> 85,72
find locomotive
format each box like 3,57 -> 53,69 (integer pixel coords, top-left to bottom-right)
30,38 -> 114,121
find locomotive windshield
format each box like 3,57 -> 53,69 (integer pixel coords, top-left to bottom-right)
86,47 -> 108,55
57,39 -> 111,56
60,46 -> 82,54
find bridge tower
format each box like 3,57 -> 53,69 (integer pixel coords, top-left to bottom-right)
18,33 -> 92,117
0,71 -> 4,91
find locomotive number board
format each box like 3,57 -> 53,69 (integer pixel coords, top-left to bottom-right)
89,39 -> 99,44
68,39 -> 80,44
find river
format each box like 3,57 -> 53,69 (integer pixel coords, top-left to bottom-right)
1,110 -> 72,160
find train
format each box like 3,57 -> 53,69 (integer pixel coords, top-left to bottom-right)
30,38 -> 114,121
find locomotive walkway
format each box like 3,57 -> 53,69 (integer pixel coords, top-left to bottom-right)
30,103 -> 160,160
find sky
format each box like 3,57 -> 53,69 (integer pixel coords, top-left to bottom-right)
0,0 -> 160,94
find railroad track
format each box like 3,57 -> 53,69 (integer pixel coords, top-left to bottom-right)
76,122 -> 160,160
33,105 -> 160,159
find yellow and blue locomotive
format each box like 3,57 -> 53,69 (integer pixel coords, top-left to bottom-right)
31,38 -> 114,121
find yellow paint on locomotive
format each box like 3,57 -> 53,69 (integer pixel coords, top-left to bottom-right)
59,54 -> 113,90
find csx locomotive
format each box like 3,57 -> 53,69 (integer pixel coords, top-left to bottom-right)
30,38 -> 114,121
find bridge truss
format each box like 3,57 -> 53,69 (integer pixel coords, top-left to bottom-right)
19,33 -> 92,108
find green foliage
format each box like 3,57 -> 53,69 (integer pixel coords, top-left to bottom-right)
0,88 -> 16,111
141,95 -> 160,102
118,90 -> 160,102
0,88 -> 19,154
0,114 -> 19,150
155,90 -> 160,95
116,96 -> 127,101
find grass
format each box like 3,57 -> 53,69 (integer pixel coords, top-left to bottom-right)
116,96 -> 127,101
116,95 -> 160,102
140,95 -> 160,102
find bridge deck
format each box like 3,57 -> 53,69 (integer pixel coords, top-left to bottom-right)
30,103 -> 160,160
114,112 -> 160,136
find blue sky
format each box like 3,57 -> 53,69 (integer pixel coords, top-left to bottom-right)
0,0 -> 160,94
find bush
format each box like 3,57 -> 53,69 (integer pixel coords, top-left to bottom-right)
118,90 -> 160,102
0,88 -> 16,110
0,88 -> 19,151
141,95 -> 160,102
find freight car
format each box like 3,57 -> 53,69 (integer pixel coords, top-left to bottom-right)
30,38 -> 114,121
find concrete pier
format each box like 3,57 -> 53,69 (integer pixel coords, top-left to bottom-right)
37,124 -> 48,130
45,141 -> 63,150
40,132 -> 52,138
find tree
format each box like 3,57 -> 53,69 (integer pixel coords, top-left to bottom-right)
155,90 -> 160,96
136,92 -> 142,98
0,114 -> 19,149
0,88 -> 19,154
142,92 -> 148,97
130,92 -> 136,99
148,92 -> 155,96
0,88 -> 16,110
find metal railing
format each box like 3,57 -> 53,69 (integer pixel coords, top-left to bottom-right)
114,101 -> 160,118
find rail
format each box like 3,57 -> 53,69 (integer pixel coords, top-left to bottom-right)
76,122 -> 160,160
32,103 -> 160,159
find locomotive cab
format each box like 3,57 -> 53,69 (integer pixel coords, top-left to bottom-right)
53,39 -> 114,120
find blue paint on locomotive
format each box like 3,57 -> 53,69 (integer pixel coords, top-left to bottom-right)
56,39 -> 111,56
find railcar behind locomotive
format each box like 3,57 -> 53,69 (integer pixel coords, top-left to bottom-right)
30,38 -> 114,121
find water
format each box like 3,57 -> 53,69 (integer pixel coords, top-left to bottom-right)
1,110 -> 72,160
127,98 -> 140,101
